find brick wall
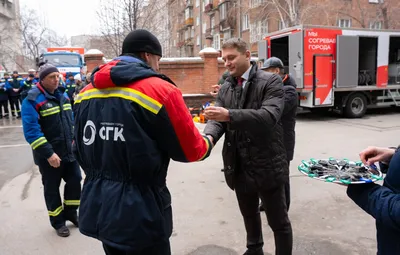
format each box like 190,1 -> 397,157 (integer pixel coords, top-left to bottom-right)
84,48 -> 227,107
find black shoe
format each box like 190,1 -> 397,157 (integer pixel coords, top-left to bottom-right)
243,249 -> 264,255
3,113 -> 9,117
16,115 -> 21,119
66,215 -> 79,227
56,226 -> 70,237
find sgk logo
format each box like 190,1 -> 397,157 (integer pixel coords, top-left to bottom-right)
83,120 -> 125,146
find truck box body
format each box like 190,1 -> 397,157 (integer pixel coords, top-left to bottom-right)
259,25 -> 400,117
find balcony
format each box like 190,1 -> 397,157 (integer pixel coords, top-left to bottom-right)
219,19 -> 231,30
185,18 -> 194,26
205,28 -> 213,39
185,38 -> 194,46
204,3 -> 213,12
185,0 -> 193,8
178,22 -> 187,31
177,41 -> 185,48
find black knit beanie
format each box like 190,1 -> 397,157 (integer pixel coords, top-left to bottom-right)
121,29 -> 162,57
38,63 -> 59,80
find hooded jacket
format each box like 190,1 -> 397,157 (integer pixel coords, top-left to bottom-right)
73,56 -> 212,252
347,150 -> 400,255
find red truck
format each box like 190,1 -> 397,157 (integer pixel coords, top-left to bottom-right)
258,25 -> 400,118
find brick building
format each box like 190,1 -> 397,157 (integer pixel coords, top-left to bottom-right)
0,0 -> 23,71
168,0 -> 400,57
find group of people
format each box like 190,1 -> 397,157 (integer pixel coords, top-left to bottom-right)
0,69 -> 39,118
0,69 -> 89,120
20,29 -> 400,255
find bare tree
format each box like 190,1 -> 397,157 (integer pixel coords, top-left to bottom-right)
0,6 -> 68,71
97,0 -> 168,57
337,0 -> 400,29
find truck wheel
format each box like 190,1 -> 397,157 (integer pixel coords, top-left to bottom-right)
344,93 -> 367,118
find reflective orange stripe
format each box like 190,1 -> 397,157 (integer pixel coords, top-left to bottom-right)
282,74 -> 288,83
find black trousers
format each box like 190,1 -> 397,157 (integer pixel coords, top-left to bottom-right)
235,172 -> 293,255
9,96 -> 20,116
0,100 -> 9,116
38,160 -> 82,229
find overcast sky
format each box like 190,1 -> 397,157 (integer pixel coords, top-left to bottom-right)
20,0 -> 99,39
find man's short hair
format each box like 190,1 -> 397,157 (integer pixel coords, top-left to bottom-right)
221,38 -> 248,54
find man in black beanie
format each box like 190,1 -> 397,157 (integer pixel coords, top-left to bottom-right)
73,29 -> 214,255
21,62 -> 82,238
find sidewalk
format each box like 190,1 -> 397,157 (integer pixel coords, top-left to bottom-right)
0,131 -> 378,254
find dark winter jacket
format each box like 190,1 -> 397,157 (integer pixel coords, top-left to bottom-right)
347,149 -> 400,255
20,79 -> 36,101
21,83 -> 75,165
73,55 -> 212,252
7,77 -> 23,97
65,79 -> 76,99
0,78 -> 9,101
204,63 -> 288,191
281,74 -> 298,161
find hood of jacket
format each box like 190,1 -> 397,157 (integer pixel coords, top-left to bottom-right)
91,55 -> 175,89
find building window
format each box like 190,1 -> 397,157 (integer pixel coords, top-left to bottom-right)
220,3 -> 227,20
278,20 -> 286,30
369,21 -> 382,29
242,14 -> 249,30
211,16 -> 215,34
369,0 -> 383,3
197,36 -> 200,45
203,22 -> 207,33
213,34 -> 220,50
185,8 -> 193,19
250,20 -> 268,43
202,0 -> 205,11
250,0 -> 265,8
191,28 -> 195,38
185,30 -> 189,40
196,16 -> 200,26
338,19 -> 351,28
223,30 -> 231,41
196,0 -> 199,7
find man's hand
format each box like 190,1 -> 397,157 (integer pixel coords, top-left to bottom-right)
13,88 -> 18,92
48,153 -> 61,168
359,146 -> 395,165
210,85 -> 221,98
204,106 -> 230,122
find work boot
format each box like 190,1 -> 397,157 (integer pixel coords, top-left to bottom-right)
243,248 -> 264,255
66,214 -> 79,227
56,226 -> 70,237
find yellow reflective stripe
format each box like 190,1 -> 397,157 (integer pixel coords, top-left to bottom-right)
63,104 -> 72,111
31,137 -> 47,149
48,206 -> 63,217
40,106 -> 61,117
64,200 -> 80,206
41,109 -> 60,117
75,88 -> 163,114
198,137 -> 211,161
40,106 -> 60,114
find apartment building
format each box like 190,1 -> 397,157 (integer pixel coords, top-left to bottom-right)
168,0 -> 400,57
0,0 -> 22,71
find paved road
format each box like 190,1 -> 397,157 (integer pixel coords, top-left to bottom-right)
1,109 -> 400,254
0,117 -> 33,190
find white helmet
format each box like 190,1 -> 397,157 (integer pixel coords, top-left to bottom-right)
28,68 -> 36,72
74,74 -> 82,82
